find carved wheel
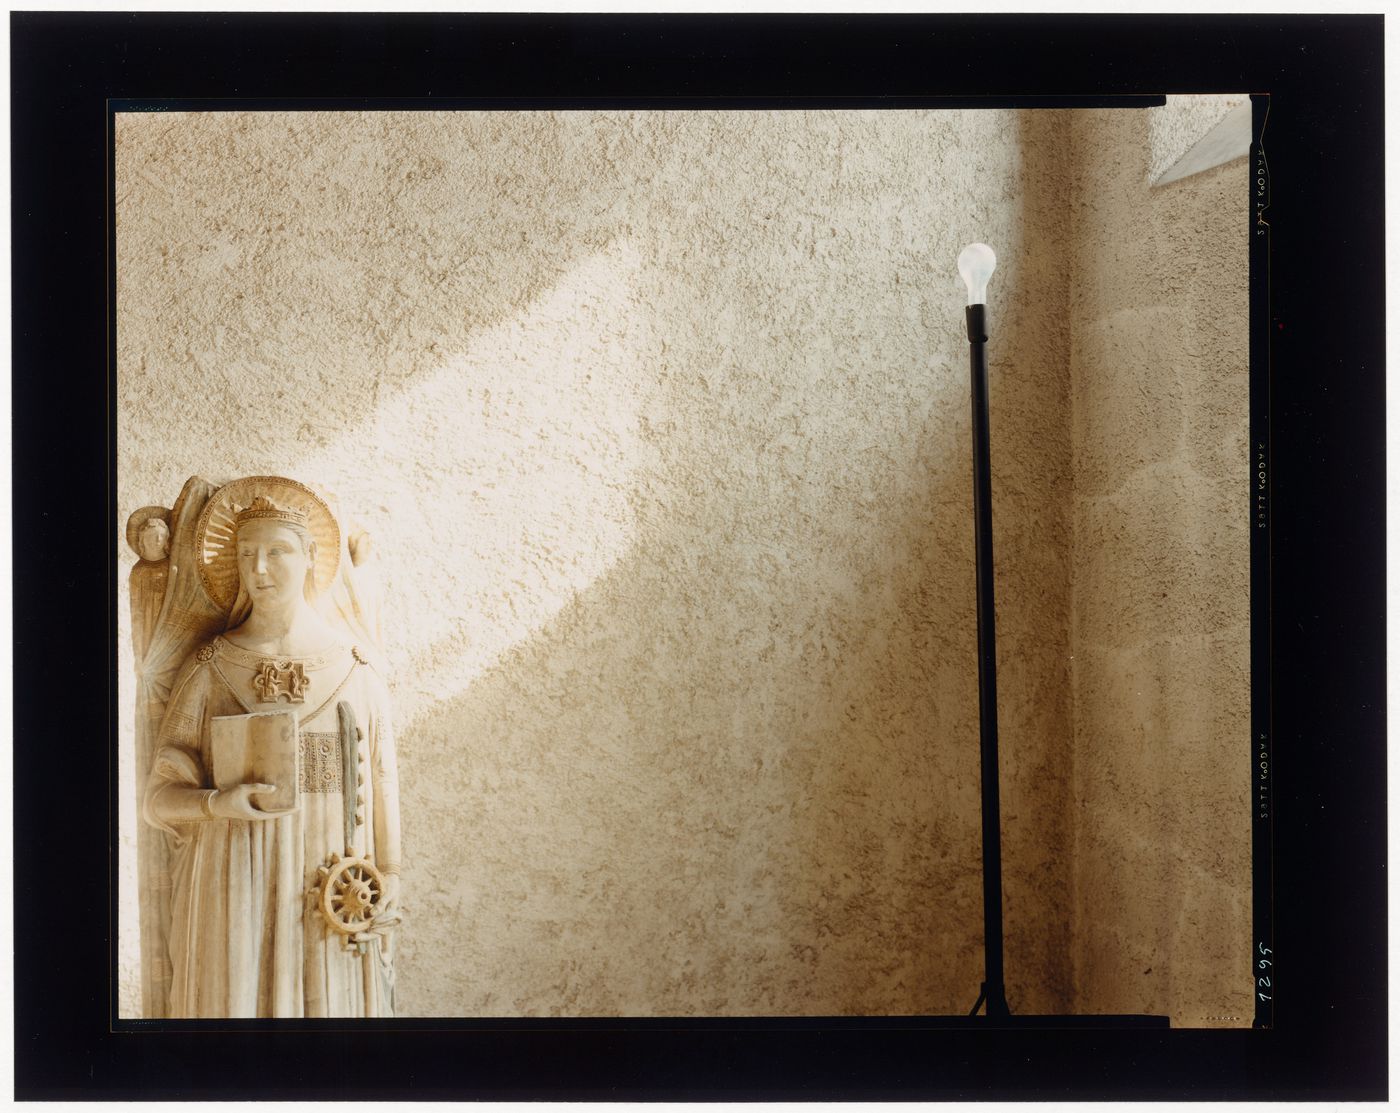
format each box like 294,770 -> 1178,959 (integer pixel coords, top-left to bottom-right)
318,853 -> 385,935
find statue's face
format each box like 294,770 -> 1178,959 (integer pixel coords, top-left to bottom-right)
137,518 -> 169,562
236,520 -> 313,609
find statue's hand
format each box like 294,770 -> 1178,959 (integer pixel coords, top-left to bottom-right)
353,873 -> 402,944
208,783 -> 298,821
378,873 -> 401,918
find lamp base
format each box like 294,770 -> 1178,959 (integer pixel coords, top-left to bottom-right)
955,1014 -> 1170,1028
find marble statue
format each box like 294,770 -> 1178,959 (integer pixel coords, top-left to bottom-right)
129,475 -> 400,1017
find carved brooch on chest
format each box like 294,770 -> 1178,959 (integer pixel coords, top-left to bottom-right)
252,660 -> 311,703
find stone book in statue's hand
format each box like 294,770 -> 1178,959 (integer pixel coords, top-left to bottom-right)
210,710 -> 300,813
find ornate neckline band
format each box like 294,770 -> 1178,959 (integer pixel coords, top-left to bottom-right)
208,635 -> 347,672
205,645 -> 364,720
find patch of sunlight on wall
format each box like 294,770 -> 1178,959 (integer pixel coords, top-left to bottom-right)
289,241 -> 655,728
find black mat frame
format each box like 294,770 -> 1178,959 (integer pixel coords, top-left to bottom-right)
12,12 -> 1385,1100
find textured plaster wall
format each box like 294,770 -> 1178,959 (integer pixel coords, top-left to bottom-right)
116,109 -> 1077,1017
1066,108 -> 1251,1026
1147,94 -> 1250,185
116,106 -> 1248,1025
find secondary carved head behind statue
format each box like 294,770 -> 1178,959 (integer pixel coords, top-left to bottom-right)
136,516 -> 170,562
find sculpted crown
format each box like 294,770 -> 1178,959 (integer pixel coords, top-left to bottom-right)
234,495 -> 310,529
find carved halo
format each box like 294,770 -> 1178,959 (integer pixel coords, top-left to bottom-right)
125,505 -> 172,558
194,475 -> 340,611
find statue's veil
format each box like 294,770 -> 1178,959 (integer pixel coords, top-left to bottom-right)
127,475 -> 385,1018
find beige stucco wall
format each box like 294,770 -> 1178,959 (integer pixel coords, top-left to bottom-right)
116,108 -> 1077,1018
1066,108 -> 1251,1026
1147,94 -> 1249,184
115,105 -> 1247,1024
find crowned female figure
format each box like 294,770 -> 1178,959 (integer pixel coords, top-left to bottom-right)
142,476 -> 401,1018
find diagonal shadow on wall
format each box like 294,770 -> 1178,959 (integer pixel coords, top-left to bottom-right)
381,109 -> 1082,1017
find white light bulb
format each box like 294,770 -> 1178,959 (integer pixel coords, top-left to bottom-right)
957,243 -> 997,306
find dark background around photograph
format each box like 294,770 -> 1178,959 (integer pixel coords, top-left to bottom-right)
12,12 -> 1386,1100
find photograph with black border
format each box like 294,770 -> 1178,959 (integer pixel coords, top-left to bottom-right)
11,11 -> 1386,1100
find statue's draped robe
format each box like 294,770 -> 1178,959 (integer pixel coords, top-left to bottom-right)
131,478 -> 225,1018
145,637 -> 399,1017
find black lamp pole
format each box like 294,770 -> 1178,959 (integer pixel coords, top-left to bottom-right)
959,244 -> 1011,1019
935,246 -> 1165,1030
